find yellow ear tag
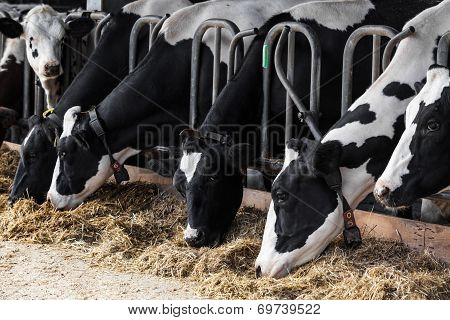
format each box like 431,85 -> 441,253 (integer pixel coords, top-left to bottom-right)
42,108 -> 55,118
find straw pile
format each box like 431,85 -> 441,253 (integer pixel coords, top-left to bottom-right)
0,146 -> 449,299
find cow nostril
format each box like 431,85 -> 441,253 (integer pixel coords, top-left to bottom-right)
44,64 -> 60,75
256,266 -> 262,278
376,186 -> 391,199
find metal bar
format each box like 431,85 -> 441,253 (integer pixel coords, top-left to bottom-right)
33,74 -> 44,116
22,59 -> 31,118
341,25 -> 398,116
227,28 -> 258,81
275,26 -> 322,141
382,26 -> 415,72
285,31 -> 295,143
372,35 -> 381,83
94,14 -> 111,46
212,27 -> 222,104
189,19 -> 241,128
0,33 -> 4,59
129,15 -> 163,73
437,31 -> 450,67
65,11 -> 107,23
151,14 -> 170,45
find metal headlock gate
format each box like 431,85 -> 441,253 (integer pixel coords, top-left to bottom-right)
255,22 -> 321,174
129,14 -> 170,73
341,26 -> 415,115
256,24 -> 416,174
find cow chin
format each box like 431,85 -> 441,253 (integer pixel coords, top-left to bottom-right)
183,224 -> 224,248
256,201 -> 343,279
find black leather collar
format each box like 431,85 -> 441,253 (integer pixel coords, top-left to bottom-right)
88,108 -> 129,184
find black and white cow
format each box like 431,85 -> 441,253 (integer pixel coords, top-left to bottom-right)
8,0 -> 191,205
174,0 -> 439,248
45,0 -> 313,210
255,0 -> 449,278
0,4 -> 95,108
374,65 -> 450,224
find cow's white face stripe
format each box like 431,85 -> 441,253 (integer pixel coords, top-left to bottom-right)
60,106 -> 81,139
22,127 -> 35,148
179,151 -> 202,183
256,198 -> 343,278
184,223 -> 199,240
122,0 -> 192,17
288,0 -> 374,31
376,68 -> 450,194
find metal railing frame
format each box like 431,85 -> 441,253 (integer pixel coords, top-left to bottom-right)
341,26 -> 416,115
129,14 -> 169,73
260,22 -> 322,164
341,26 -> 398,116
189,19 -> 243,128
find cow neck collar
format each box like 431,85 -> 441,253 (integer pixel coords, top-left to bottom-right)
180,128 -> 233,146
88,107 -> 130,184
323,170 -> 362,248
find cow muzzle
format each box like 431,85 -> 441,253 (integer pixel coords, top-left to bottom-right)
43,62 -> 61,78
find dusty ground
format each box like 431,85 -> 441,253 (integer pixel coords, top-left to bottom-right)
0,241 -> 200,299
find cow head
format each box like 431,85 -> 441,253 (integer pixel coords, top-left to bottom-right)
375,65 -> 450,208
173,131 -> 253,247
0,5 -> 94,107
255,139 -> 344,278
9,114 -> 60,204
46,107 -> 139,210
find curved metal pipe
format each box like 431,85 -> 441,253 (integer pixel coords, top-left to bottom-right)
227,28 -> 258,80
275,26 -> 322,141
437,31 -> 450,67
382,26 -> 415,71
94,14 -> 111,46
190,19 -> 241,128
129,15 -> 163,73
341,25 -> 398,115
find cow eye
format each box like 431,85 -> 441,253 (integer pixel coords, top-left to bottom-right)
426,119 -> 440,132
208,176 -> 217,183
276,191 -> 288,203
59,151 -> 67,160
27,152 -> 37,161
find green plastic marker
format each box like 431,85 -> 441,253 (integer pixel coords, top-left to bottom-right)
262,44 -> 269,69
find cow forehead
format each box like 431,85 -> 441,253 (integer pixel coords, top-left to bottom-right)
406,68 -> 450,125
179,152 -> 203,183
61,106 -> 81,139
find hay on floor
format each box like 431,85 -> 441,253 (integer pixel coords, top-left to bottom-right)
0,146 -> 448,299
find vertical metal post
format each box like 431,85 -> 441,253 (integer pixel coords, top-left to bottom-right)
212,27 -> 222,104
285,31 -> 295,143
0,33 -> 4,59
372,35 -> 381,83
33,74 -> 45,116
94,14 -> 111,46
22,58 -> 31,119
437,31 -> 450,67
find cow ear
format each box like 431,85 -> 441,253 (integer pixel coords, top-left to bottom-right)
27,114 -> 41,129
227,143 -> 254,170
414,81 -> 425,94
66,17 -> 95,38
313,141 -> 343,176
0,17 -> 23,38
